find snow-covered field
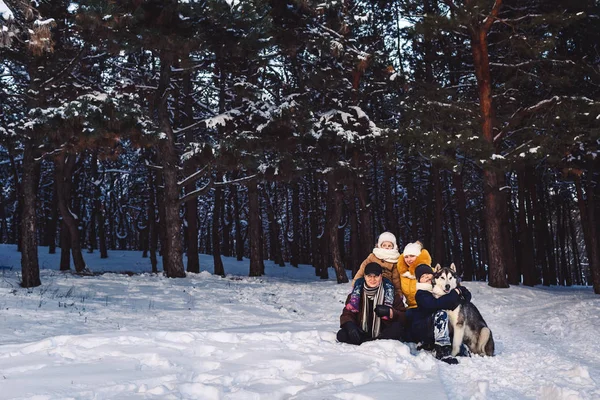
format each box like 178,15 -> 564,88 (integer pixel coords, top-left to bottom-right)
0,244 -> 598,399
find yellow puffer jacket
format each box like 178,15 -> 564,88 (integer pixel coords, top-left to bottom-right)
397,249 -> 432,308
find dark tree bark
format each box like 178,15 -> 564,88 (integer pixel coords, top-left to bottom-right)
88,151 -> 98,253
145,167 -> 158,273
232,184 -> 244,261
156,49 -> 185,278
326,173 -> 347,283
348,187 -> 361,278
529,172 -> 547,285
557,199 -> 569,286
182,56 -> 200,274
308,171 -> 323,276
575,173 -> 600,293
290,182 -> 301,267
59,221 -> 70,271
212,173 -> 225,276
46,180 -> 58,254
353,151 -> 374,260
247,179 -> 264,276
469,1 -> 509,288
383,163 -> 398,235
518,170 -> 535,286
19,138 -> 41,287
264,184 -> 284,267
568,200 -> 581,285
222,188 -> 232,258
452,170 -> 474,281
432,164 -> 444,266
55,153 -> 87,273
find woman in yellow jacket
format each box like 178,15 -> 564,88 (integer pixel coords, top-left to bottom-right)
397,241 -> 432,308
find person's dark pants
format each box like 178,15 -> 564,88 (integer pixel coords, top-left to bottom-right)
337,321 -> 405,345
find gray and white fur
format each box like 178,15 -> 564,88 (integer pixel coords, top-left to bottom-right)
432,263 -> 495,357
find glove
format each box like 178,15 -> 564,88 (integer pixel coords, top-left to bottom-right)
456,286 -> 471,304
375,305 -> 392,318
342,321 -> 363,344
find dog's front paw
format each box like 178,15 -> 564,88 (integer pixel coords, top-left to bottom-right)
402,271 -> 416,280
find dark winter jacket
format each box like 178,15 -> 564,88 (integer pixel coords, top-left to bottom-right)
340,278 -> 407,337
406,282 -> 461,343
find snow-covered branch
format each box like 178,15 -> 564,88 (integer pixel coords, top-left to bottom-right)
490,59 -> 576,69
177,165 -> 209,188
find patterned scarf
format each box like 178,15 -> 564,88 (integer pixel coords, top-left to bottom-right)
345,278 -> 395,338
372,247 -> 400,263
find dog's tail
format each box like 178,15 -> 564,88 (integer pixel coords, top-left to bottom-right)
478,327 -> 494,356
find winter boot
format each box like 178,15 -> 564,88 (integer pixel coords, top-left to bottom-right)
435,344 -> 458,365
458,343 -> 472,357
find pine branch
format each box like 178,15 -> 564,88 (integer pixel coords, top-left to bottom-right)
494,96 -> 560,142
490,59 -> 577,68
40,47 -> 85,90
177,165 -> 209,188
178,178 -> 213,205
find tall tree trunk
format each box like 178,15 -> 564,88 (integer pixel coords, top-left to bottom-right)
20,139 -> 41,287
567,198 -> 582,285
432,164 -> 444,266
308,171 -> 323,275
264,184 -> 284,266
233,184 -> 244,261
518,169 -> 535,286
557,199 -> 569,286
348,187 -> 361,278
156,49 -> 185,278
290,182 -> 300,267
584,174 -> 600,293
575,173 -> 600,292
222,188 -> 232,258
452,170 -> 474,281
247,179 -> 264,276
383,163 -> 398,234
212,173 -> 225,276
88,152 -> 98,253
55,153 -> 87,273
182,56 -> 200,274
47,180 -> 58,254
503,175 -> 519,285
326,173 -> 347,283
470,9 -> 509,288
353,151 -> 373,260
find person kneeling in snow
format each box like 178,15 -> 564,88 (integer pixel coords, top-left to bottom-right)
406,264 -> 471,364
337,263 -> 406,345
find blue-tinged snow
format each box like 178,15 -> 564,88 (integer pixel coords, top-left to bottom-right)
0,244 -> 598,399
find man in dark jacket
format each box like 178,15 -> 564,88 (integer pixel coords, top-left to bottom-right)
337,263 -> 406,345
406,264 -> 471,364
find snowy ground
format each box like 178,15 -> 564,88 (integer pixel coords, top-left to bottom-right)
0,244 -> 598,399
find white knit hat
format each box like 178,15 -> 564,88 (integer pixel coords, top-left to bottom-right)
403,242 -> 422,256
377,232 -> 398,250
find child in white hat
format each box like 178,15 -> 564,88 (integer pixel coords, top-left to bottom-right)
352,232 -> 403,298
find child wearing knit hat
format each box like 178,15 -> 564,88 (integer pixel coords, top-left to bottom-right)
352,232 -> 403,298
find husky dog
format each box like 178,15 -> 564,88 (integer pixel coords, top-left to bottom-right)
432,263 -> 494,357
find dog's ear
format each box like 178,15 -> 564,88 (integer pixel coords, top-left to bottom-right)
450,263 -> 457,273
434,264 -> 441,273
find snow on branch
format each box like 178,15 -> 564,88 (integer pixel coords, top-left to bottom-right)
492,95 -> 599,142
177,165 -> 209,188
490,59 -> 577,69
425,100 -> 474,114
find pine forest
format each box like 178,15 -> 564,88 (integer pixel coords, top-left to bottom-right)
0,0 -> 598,293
